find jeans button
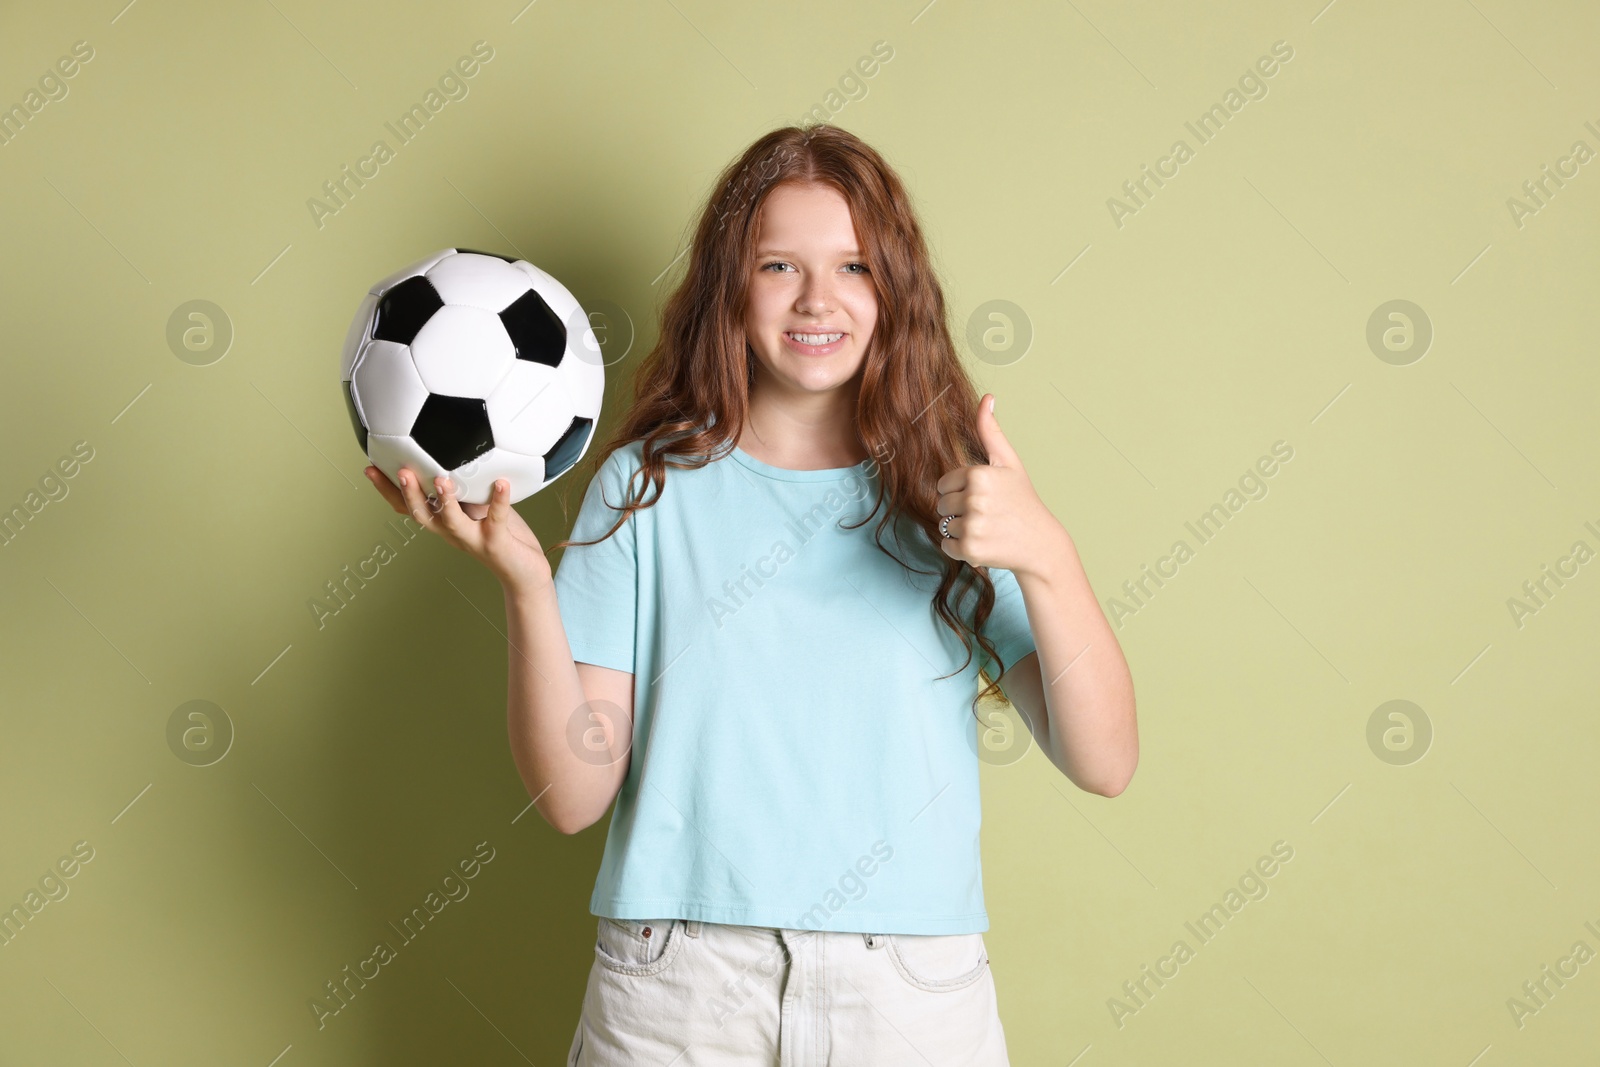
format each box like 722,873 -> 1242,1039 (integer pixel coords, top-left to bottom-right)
642,926 -> 652,938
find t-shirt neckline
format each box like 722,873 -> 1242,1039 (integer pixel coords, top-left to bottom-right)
728,443 -> 871,482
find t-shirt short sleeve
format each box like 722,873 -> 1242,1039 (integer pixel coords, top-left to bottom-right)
980,566 -> 1036,678
552,447 -> 639,674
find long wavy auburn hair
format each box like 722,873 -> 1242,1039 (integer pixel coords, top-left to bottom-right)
551,124 -> 1018,721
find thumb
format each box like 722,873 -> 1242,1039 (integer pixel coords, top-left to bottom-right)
977,394 -> 1020,468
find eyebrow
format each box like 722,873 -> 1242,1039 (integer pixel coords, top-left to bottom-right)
756,249 -> 863,257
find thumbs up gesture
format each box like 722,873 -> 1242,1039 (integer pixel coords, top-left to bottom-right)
934,393 -> 1065,576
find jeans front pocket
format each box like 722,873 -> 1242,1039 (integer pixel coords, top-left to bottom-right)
884,931 -> 989,993
593,917 -> 683,977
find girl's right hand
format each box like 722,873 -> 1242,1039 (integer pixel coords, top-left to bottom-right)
365,464 -> 552,593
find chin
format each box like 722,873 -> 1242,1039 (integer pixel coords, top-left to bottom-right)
776,360 -> 862,392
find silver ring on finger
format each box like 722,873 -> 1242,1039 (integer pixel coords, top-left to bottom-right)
939,514 -> 956,539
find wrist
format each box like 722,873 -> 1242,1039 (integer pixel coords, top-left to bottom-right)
1014,526 -> 1078,588
500,567 -> 554,602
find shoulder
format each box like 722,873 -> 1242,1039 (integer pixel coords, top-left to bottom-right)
597,433 -> 727,490
582,438 -> 645,493
583,432 -> 731,510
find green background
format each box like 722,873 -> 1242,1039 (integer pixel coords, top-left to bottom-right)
2,0 -> 1597,1063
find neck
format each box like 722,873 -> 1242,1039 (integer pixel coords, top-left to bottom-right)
737,372 -> 867,469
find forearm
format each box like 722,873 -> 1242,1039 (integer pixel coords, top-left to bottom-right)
1016,531 -> 1138,796
502,578 -> 626,833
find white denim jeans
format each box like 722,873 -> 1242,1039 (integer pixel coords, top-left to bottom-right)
566,916 -> 1010,1066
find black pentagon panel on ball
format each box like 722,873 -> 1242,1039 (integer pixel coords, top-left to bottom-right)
453,247 -> 518,263
499,288 -> 567,367
341,380 -> 368,452
410,395 -> 495,471
543,416 -> 593,481
372,275 -> 444,345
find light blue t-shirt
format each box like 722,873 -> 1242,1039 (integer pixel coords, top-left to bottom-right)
552,436 -> 1037,934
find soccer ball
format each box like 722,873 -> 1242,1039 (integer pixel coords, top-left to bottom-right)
339,248 -> 602,505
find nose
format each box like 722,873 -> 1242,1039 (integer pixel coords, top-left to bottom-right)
795,272 -> 838,317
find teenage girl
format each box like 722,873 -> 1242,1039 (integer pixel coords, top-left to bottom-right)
363,124 -> 1137,1066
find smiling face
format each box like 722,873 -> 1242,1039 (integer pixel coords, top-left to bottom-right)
743,181 -> 878,399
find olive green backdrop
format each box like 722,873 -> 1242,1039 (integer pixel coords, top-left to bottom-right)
2,0 -> 1596,1063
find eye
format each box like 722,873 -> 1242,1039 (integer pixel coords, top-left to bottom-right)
759,261 -> 869,274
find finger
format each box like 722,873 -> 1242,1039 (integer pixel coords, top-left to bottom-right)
397,467 -> 438,529
977,393 -> 1021,468
365,466 -> 406,514
935,465 -> 973,495
430,474 -> 471,538
935,488 -> 968,517
486,478 -> 513,526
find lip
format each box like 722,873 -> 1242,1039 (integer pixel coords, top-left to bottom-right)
782,329 -> 848,356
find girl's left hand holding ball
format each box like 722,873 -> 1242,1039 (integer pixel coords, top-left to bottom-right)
364,464 -> 552,593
